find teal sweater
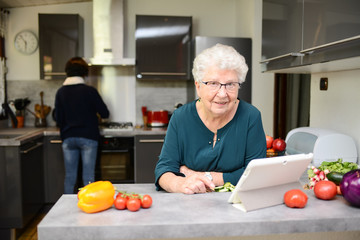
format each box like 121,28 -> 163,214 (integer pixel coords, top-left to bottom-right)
155,100 -> 267,190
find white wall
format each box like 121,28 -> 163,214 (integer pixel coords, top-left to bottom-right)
310,70 -> 360,161
237,0 -> 274,135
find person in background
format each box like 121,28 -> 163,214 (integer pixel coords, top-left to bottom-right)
155,44 -> 266,194
55,57 -> 110,194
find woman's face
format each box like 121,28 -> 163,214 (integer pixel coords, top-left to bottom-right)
195,66 -> 239,117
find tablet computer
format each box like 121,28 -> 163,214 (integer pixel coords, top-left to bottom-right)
228,153 -> 313,212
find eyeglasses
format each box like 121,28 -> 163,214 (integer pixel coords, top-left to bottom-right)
200,80 -> 240,92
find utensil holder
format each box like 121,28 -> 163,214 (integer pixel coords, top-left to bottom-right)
35,117 -> 47,127
14,110 -> 25,128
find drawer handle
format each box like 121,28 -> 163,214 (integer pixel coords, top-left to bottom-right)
140,72 -> 187,76
260,52 -> 304,63
300,35 -> 360,54
139,139 -> 164,143
21,142 -> 43,154
50,140 -> 62,144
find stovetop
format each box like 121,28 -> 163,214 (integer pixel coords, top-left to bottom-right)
100,122 -> 134,131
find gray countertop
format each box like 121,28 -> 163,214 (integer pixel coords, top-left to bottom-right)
37,184 -> 360,240
0,127 -> 166,146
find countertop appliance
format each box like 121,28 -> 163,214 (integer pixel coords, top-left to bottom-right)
146,110 -> 169,128
193,36 -> 252,103
285,127 -> 358,166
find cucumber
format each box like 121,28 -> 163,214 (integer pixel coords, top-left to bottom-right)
326,172 -> 345,185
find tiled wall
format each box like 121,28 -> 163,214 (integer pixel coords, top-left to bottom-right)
6,80 -> 63,127
3,78 -> 195,128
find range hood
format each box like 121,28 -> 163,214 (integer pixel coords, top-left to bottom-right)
90,0 -> 135,66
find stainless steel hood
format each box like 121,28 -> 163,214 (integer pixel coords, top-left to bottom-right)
90,0 -> 135,66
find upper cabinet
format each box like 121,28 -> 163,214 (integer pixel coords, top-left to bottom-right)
262,0 -> 303,67
135,15 -> 192,80
262,0 -> 360,73
39,14 -> 84,80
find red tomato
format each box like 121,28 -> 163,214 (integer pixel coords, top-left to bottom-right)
266,135 -> 273,149
116,192 -> 127,199
314,180 -> 337,200
141,194 -> 153,209
114,196 -> 128,210
283,189 -> 308,208
272,138 -> 286,151
131,194 -> 139,198
127,198 -> 141,212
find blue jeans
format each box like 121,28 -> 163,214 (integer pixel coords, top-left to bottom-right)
62,137 -> 98,194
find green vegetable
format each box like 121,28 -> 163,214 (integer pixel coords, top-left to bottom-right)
326,172 -> 345,185
214,182 -> 235,192
308,159 -> 358,179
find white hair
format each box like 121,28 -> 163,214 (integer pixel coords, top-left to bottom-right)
192,43 -> 248,84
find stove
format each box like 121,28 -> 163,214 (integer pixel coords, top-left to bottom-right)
97,121 -> 135,183
100,122 -> 134,133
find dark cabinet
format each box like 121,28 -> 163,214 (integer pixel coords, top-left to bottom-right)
20,139 -> 44,226
43,136 -> 64,203
135,15 -> 192,80
135,134 -> 165,183
302,0 -> 360,66
262,0 -> 303,60
262,0 -> 360,72
303,0 -> 360,50
39,14 -> 84,80
0,136 -> 44,230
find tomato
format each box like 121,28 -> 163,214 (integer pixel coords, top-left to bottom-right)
272,138 -> 286,151
141,194 -> 153,209
127,198 -> 141,212
266,135 -> 273,149
116,192 -> 127,199
114,196 -> 127,210
283,189 -> 308,208
131,194 -> 139,198
314,180 -> 337,200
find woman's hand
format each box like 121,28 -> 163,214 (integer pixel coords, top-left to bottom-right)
159,172 -> 215,194
179,174 -> 215,194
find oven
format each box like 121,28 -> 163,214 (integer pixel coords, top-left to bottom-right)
96,122 -> 135,183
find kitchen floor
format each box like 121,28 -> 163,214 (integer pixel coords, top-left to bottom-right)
16,205 -> 52,240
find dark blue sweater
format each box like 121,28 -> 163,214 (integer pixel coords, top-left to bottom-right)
55,84 -> 109,141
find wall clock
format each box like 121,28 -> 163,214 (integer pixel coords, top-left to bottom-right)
14,30 -> 39,55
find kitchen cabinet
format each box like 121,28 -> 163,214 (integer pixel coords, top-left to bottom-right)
43,136 -> 64,203
39,14 -> 84,80
0,136 -> 44,232
262,0 -> 360,72
135,15 -> 192,80
134,134 -> 165,183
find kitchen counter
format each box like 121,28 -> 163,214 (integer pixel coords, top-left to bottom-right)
0,127 -> 166,146
0,127 -> 46,146
37,184 -> 360,240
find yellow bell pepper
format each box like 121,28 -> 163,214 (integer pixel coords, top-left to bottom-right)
77,181 -> 115,213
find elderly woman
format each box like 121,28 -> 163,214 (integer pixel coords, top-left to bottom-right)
155,44 -> 266,194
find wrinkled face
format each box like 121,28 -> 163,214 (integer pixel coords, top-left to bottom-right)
195,66 -> 239,117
